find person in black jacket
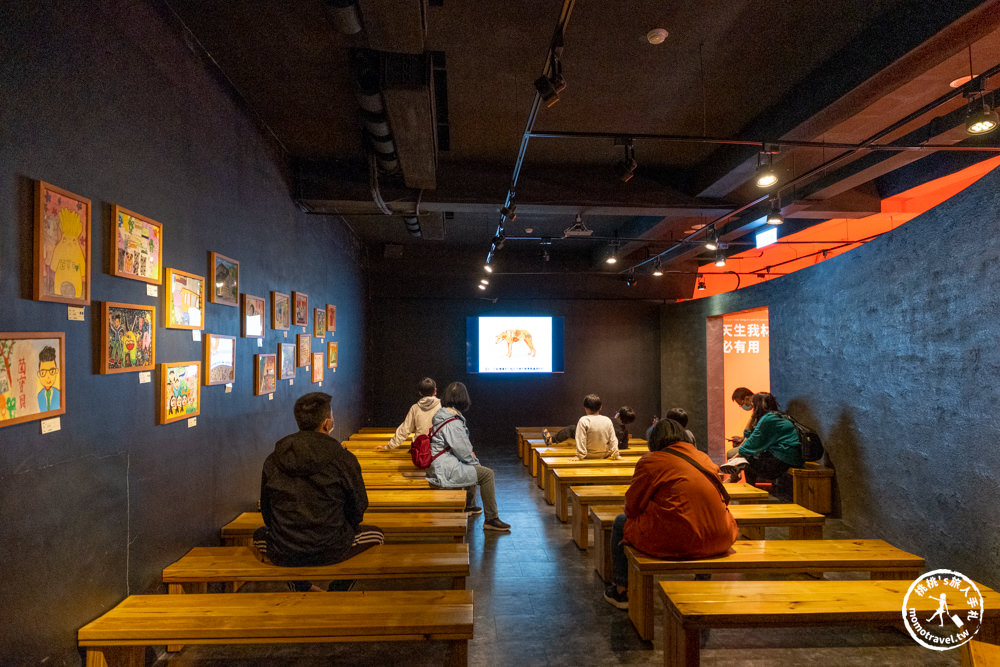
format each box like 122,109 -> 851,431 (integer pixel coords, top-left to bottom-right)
253,392 -> 383,591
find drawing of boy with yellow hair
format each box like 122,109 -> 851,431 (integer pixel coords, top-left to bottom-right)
49,207 -> 84,298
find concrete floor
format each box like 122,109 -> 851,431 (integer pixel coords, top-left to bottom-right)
156,450 -> 959,666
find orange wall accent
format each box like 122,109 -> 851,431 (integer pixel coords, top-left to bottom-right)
720,307 -> 770,451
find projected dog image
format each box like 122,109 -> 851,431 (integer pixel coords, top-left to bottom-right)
495,329 -> 537,357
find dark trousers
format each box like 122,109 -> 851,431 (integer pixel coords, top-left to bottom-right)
253,524 -> 384,591
611,513 -> 628,588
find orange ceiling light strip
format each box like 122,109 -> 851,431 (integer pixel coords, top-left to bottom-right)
692,155 -> 1000,299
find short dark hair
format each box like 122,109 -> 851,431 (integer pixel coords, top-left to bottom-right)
616,406 -> 636,424
38,346 -> 56,366
294,392 -> 332,431
646,418 -> 689,452
664,407 -> 688,427
418,377 -> 436,397
731,387 -> 753,402
441,382 -> 471,412
583,394 -> 602,412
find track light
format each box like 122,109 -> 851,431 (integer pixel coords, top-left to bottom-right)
484,264 -> 493,273
705,229 -> 719,251
605,241 -> 618,265
966,95 -> 999,135
714,250 -> 726,267
477,283 -> 487,291
754,149 -> 778,188
652,258 -> 663,277
766,196 -> 784,225
697,279 -> 707,291
492,232 -> 506,251
614,139 -> 637,182
500,204 -> 518,222
625,270 -> 637,288
480,278 -> 489,285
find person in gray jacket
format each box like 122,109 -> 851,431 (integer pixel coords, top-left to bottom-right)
375,377 -> 441,451
426,382 -> 511,532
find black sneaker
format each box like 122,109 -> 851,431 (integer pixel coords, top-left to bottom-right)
603,584 -> 628,609
464,505 -> 483,516
483,518 -> 511,532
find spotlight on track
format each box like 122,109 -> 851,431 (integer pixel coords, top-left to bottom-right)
697,278 -> 706,291
614,138 -> 637,183
766,196 -> 784,225
714,250 -> 726,267
705,229 -> 720,251
966,94 -> 999,135
652,258 -> 663,277
625,270 -> 637,287
754,147 -> 778,188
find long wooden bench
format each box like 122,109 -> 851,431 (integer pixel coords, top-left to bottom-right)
658,579 -> 999,665
534,448 -> 645,483
540,456 -> 639,495
356,459 -> 424,472
79,590 -> 474,667
364,489 -> 466,512
222,512 -> 469,547
525,437 -> 647,475
627,538 -> 926,641
550,467 -> 638,518
963,640 -> 1000,666
358,426 -> 397,433
361,471 -> 431,489
163,544 -> 470,593
588,503 -> 825,576
790,462 -> 834,514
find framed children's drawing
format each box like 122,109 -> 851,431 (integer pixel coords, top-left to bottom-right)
209,252 -> 239,307
34,181 -> 91,305
111,205 -> 162,285
311,353 -> 323,383
0,332 -> 66,428
272,291 -> 290,330
204,333 -> 236,386
292,291 -> 308,326
327,341 -> 338,369
296,333 -> 310,367
164,268 -> 204,330
254,353 -> 277,395
159,361 -> 200,425
314,308 -> 326,338
100,302 -> 155,374
278,343 -> 296,380
242,294 -> 265,338
326,304 -> 336,333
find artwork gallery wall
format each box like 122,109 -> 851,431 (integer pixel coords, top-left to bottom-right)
0,3 -> 364,663
659,163 -> 1000,593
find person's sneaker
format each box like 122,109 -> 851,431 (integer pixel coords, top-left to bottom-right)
464,505 -> 483,516
603,584 -> 628,609
483,518 -> 511,532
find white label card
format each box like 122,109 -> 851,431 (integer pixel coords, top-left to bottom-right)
192,330 -> 201,342
318,382 -> 322,387
67,307 -> 84,321
225,384 -> 232,393
268,393 -> 274,400
41,417 -> 61,434
257,339 -> 263,348
283,331 -> 287,338
147,284 -> 158,297
188,417 -> 197,428
289,379 -> 294,386
139,371 -> 151,384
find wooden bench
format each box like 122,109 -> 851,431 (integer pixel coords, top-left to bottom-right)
542,458 -> 637,498
222,512 -> 469,547
356,459 -> 424,472
550,467 -> 639,518
658,579 -> 999,665
358,426 -> 397,433
790,462 -> 834,514
163,543 -> 470,593
79,590 -> 474,667
627,539 -> 926,641
526,437 -> 647,476
533,447 -> 646,481
364,489 -> 466,512
361,471 -> 432,489
963,640 -> 1000,666
588,503 -> 825,577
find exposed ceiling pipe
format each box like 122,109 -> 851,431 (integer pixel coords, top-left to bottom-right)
322,0 -> 362,35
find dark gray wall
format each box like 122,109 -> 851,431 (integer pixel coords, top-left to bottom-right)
0,3 -> 365,663
660,165 -> 1000,590
367,298 -> 661,452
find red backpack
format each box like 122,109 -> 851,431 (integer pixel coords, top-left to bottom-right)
410,416 -> 460,469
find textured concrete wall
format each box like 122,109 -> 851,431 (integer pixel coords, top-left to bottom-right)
661,165 -> 1000,590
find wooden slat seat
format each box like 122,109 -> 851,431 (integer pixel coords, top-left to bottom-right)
525,437 -> 647,474
790,462 -> 835,514
962,640 -> 1000,666
658,579 -> 999,666
533,448 -> 646,481
364,489 -> 466,512
628,539 -> 926,641
163,544 -> 470,593
349,448 -> 413,460
361,471 -> 432,489
358,427 -> 397,433
222,512 -> 469,547
344,440 -> 411,454
550,467 -> 638,519
540,456 -> 637,495
356,459 -> 424,472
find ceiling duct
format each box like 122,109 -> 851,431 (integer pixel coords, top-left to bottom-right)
322,0 -> 362,35
357,0 -> 428,54
349,49 -> 399,175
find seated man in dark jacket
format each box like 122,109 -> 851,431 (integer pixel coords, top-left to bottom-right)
253,392 -> 383,591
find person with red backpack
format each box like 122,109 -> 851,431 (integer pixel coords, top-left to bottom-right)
425,382 -> 511,532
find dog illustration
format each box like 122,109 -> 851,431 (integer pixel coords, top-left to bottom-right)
495,330 -> 536,357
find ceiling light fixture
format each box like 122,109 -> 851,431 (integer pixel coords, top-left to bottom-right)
714,250 -> 726,267
477,283 -> 487,291
480,278 -> 489,285
697,279 -> 706,291
652,258 -> 663,276
534,32 -> 566,108
605,238 -> 619,265
646,28 -> 669,45
966,94 -> 999,135
614,138 -> 637,182
766,195 -> 784,225
625,270 -> 637,287
754,146 -> 778,188
564,213 -> 594,237
705,228 -> 719,250
484,263 -> 493,273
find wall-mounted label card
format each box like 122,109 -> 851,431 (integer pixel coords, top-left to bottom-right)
147,284 -> 158,297
283,331 -> 287,338
225,384 -> 232,393
139,371 -> 151,384
318,382 -> 322,387
192,330 -> 201,342
188,417 -> 197,428
68,306 -> 85,321
289,379 -> 294,386
268,393 -> 274,400
257,339 -> 263,348
41,417 -> 61,434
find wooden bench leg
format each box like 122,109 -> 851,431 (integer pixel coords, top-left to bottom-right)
572,499 -> 589,549
592,518 -> 612,581
556,485 -> 570,522
627,560 -> 655,641
452,576 -> 466,590
85,646 -> 145,667
536,464 -> 546,490
663,610 -> 700,667
740,526 -> 765,540
789,525 -> 823,540
448,638 -> 469,666
544,473 -> 557,505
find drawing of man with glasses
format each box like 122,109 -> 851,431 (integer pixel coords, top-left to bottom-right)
37,346 -> 60,411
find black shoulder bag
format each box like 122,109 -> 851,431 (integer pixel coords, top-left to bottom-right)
661,447 -> 731,506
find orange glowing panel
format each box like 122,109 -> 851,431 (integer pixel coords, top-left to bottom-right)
721,307 -> 770,443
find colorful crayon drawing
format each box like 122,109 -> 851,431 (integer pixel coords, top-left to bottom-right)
165,268 -> 204,330
314,308 -> 326,338
292,291 -> 308,326
102,303 -> 155,374
272,292 -> 290,330
279,343 -> 296,380
255,354 -> 277,395
210,253 -> 239,306
0,333 -> 66,428
326,304 -> 336,333
242,294 -> 265,338
35,182 -> 90,304
311,353 -> 323,383
161,362 -> 200,424
113,206 -> 162,284
327,341 -> 338,369
206,334 -> 235,385
297,333 -> 311,367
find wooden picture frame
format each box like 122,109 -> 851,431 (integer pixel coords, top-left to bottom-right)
327,341 -> 338,369
209,252 -> 239,307
164,268 -> 204,330
296,333 -> 311,367
314,307 -> 326,338
278,343 -> 296,380
311,353 -> 323,383
272,291 -> 290,330
204,333 -> 236,386
159,361 -> 200,424
241,294 -> 265,338
254,353 -> 277,395
100,302 -> 155,374
292,291 -> 308,326
111,205 -> 162,285
0,332 -> 66,428
34,181 -> 91,305
326,304 -> 336,333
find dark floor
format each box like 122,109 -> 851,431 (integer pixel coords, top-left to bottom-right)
156,450 -> 959,666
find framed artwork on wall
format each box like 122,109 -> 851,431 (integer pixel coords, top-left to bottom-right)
164,268 -> 204,330
272,291 -> 290,330
34,181 -> 91,305
296,333 -> 310,367
278,343 -> 296,380
0,332 -> 66,428
314,308 -> 326,338
111,205 -> 162,285
100,302 -> 155,374
241,294 -> 265,338
204,333 -> 236,386
209,252 -> 239,306
311,353 -> 323,383
292,291 -> 308,326
159,361 -> 200,424
254,353 -> 277,395
326,304 -> 336,333
327,341 -> 338,369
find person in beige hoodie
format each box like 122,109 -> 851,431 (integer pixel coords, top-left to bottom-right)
375,377 -> 442,451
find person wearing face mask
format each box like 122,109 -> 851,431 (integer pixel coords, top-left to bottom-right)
722,392 -> 803,493
726,387 -> 754,459
254,392 -> 384,592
